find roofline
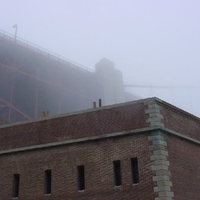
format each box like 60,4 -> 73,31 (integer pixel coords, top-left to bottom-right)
0,97 -> 199,129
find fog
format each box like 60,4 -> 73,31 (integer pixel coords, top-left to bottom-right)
1,0 -> 200,117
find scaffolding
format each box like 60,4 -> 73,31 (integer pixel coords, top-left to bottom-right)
0,30 -> 102,124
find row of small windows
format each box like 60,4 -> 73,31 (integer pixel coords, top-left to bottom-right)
12,158 -> 139,198
113,158 -> 139,187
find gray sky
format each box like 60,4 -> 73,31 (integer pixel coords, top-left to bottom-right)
1,0 -> 200,116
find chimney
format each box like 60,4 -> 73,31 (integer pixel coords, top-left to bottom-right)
0,119 -> 4,125
93,101 -> 96,108
99,99 -> 102,107
42,110 -> 50,117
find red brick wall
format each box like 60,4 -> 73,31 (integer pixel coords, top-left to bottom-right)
0,102 -> 147,150
2,98 -> 200,199
159,103 -> 200,141
0,132 -> 156,200
165,134 -> 200,200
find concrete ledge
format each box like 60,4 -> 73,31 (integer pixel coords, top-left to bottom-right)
157,180 -> 172,187
153,150 -> 168,156
145,108 -> 161,114
155,170 -> 171,176
150,155 -> 167,161
154,186 -> 171,192
152,140 -> 167,146
150,122 -> 164,127
154,160 -> 169,166
0,125 -> 200,158
148,135 -> 164,141
151,130 -> 164,136
0,127 -> 155,155
149,144 -> 166,151
148,104 -> 161,109
151,165 -> 168,171
149,113 -> 163,119
146,117 -> 162,123
159,191 -> 174,197
153,175 -> 170,182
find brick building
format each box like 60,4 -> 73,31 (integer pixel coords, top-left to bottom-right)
0,97 -> 200,199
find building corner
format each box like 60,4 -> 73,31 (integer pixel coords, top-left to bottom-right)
144,98 -> 174,200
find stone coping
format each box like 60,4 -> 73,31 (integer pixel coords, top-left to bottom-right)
0,126 -> 199,155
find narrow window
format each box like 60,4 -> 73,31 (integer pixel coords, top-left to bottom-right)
131,158 -> 139,184
77,165 -> 85,191
44,170 -> 51,194
13,174 -> 20,198
113,160 -> 122,186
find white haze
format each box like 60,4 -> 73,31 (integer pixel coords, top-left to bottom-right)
0,0 -> 200,117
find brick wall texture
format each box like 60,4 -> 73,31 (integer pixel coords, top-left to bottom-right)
0,97 -> 200,199
166,134 -> 200,200
0,102 -> 147,150
0,133 -> 156,200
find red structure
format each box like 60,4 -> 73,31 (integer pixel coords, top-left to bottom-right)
0,30 -> 104,123
0,97 -> 200,199
0,30 -> 130,124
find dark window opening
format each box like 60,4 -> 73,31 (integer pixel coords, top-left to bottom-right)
113,160 -> 122,186
13,174 -> 20,198
131,158 -> 139,184
44,170 -> 51,194
78,165 -> 85,191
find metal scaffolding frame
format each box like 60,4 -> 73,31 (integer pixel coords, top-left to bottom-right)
0,30 -> 102,124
